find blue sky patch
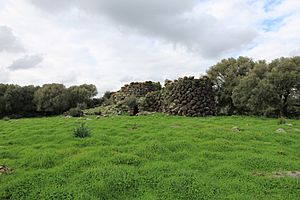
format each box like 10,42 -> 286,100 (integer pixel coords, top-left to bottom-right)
264,0 -> 283,12
262,15 -> 287,31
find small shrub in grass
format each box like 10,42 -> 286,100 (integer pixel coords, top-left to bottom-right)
277,117 -> 287,125
69,107 -> 84,117
73,123 -> 91,138
2,117 -> 10,121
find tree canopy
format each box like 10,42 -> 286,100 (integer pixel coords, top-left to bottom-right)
0,83 -> 98,118
208,56 -> 300,117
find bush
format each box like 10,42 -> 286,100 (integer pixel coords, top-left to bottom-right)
77,103 -> 87,110
69,107 -> 84,117
277,117 -> 287,125
125,96 -> 139,115
2,117 -> 10,121
73,123 -> 91,138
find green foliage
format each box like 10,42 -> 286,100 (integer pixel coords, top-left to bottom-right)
34,84 -> 70,115
0,84 -> 38,117
2,116 -> 10,121
267,57 -> 300,117
0,83 -> 98,117
232,57 -> 300,117
0,84 -> 8,117
68,84 -> 97,108
84,104 -> 119,116
76,102 -> 87,110
100,91 -> 115,106
207,56 -> 255,115
125,96 -> 138,110
277,117 -> 287,125
103,91 -> 112,100
73,123 -> 91,138
232,61 -> 271,115
68,107 -> 84,117
0,56 -> 299,118
125,96 -> 139,115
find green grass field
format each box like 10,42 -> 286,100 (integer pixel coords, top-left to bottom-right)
0,114 -> 299,199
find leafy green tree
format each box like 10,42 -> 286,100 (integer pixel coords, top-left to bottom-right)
232,57 -> 300,117
68,84 -> 97,108
20,85 -> 39,116
267,57 -> 300,117
0,84 -> 8,117
101,91 -> 114,105
34,84 -> 70,115
3,85 -> 24,116
232,61 -> 274,115
0,84 -> 38,117
207,56 -> 255,115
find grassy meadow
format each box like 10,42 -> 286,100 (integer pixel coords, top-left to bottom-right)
0,114 -> 299,199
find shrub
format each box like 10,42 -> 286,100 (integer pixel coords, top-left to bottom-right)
125,96 -> 139,115
277,117 -> 287,125
73,123 -> 91,138
69,107 -> 84,117
8,114 -> 22,119
2,117 -> 10,121
77,103 -> 87,110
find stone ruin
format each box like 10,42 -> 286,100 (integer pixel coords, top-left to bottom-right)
140,91 -> 163,112
142,76 -> 216,116
106,76 -> 216,117
111,81 -> 162,103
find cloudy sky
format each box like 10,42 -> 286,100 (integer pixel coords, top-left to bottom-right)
0,0 -> 299,95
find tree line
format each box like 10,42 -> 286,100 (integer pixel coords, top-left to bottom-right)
0,56 -> 299,118
0,83 -> 100,118
207,56 -> 300,117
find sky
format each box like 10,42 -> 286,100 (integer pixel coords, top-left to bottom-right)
0,0 -> 300,95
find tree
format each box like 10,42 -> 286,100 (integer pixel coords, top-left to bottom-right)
68,84 -> 97,108
20,85 -> 39,116
232,57 -> 300,117
0,84 -> 38,117
34,84 -> 70,115
207,56 -> 255,115
100,91 -> 114,105
267,57 -> 300,117
0,84 -> 8,117
232,61 -> 274,115
3,85 -> 24,116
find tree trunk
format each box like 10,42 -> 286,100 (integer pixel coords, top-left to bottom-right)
281,92 -> 289,117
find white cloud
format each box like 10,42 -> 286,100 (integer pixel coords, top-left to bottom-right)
0,25 -> 25,53
0,0 -> 299,95
242,0 -> 300,60
8,54 -> 43,70
0,68 -> 10,83
29,0 -> 258,57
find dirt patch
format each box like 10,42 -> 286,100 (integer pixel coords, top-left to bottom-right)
170,124 -> 181,128
276,128 -> 286,134
252,171 -> 300,179
252,172 -> 266,177
273,171 -> 300,178
0,165 -> 11,175
128,123 -> 139,130
231,126 -> 241,132
137,111 -> 155,116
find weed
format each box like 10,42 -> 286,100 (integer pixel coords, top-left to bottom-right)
277,117 -> 287,125
73,123 -> 91,138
